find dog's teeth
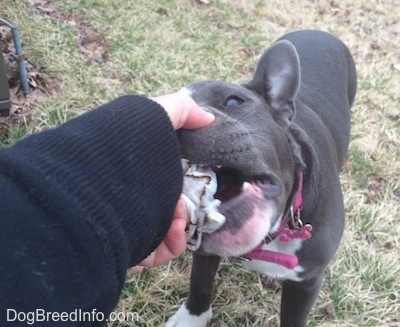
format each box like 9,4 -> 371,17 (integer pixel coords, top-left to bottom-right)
181,158 -> 190,173
242,181 -> 251,191
202,212 -> 226,233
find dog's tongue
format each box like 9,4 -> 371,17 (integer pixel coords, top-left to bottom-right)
182,160 -> 226,251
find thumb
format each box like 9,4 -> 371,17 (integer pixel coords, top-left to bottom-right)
181,103 -> 215,130
150,91 -> 215,130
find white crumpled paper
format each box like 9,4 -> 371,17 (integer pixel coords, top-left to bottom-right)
181,159 -> 226,251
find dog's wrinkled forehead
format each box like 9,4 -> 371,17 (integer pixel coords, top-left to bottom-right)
183,81 -> 266,114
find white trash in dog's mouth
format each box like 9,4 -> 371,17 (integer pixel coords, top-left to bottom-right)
182,159 -> 226,251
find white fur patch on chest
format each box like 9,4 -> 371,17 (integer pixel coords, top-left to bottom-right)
242,238 -> 305,282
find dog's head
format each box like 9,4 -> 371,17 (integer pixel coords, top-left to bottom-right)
179,40 -> 305,257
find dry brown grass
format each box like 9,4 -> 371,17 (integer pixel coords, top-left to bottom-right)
1,0 -> 399,326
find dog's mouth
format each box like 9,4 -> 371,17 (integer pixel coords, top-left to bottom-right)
213,167 -> 243,202
182,160 -> 283,255
213,166 -> 281,203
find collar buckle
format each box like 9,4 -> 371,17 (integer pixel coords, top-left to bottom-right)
290,204 -> 304,230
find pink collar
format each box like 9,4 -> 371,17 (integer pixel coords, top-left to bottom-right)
240,173 -> 312,269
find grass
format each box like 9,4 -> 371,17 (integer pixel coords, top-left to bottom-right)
1,0 -> 400,326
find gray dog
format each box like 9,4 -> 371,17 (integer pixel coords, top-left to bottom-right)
167,30 -> 357,327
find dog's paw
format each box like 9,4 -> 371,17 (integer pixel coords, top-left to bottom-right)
165,302 -> 212,327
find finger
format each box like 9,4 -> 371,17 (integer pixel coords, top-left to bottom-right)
163,217 -> 188,259
174,196 -> 190,226
150,92 -> 215,130
139,216 -> 187,267
180,103 -> 215,130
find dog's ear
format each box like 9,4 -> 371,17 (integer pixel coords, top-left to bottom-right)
246,40 -> 300,126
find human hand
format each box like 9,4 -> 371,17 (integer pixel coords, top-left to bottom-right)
150,90 -> 215,130
137,91 -> 214,269
138,197 -> 189,267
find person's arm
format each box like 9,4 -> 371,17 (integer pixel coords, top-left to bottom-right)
0,94 -> 211,324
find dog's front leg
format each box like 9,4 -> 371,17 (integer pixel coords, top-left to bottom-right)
166,253 -> 221,327
280,274 -> 324,327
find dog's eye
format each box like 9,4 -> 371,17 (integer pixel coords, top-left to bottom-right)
223,95 -> 244,108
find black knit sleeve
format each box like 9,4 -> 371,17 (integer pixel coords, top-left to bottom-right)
0,95 -> 183,324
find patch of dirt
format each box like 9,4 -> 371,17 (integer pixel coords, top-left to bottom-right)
1,0 -> 111,140
260,275 -> 281,292
28,0 -> 110,64
315,303 -> 336,320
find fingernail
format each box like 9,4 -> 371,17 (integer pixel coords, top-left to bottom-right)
205,112 -> 215,122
